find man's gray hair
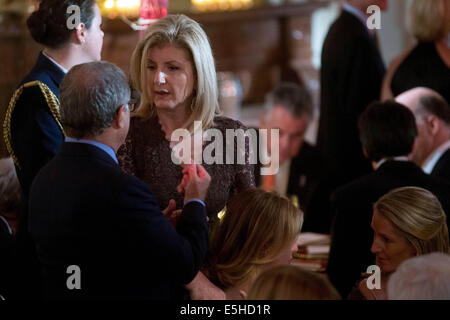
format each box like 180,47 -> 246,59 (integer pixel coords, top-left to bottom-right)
264,82 -> 313,119
415,94 -> 450,126
387,253 -> 450,300
60,61 -> 131,138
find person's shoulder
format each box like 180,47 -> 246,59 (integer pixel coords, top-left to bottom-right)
117,167 -> 151,191
423,173 -> 450,193
389,45 -> 417,73
326,10 -> 367,40
128,115 -> 160,138
332,172 -> 376,203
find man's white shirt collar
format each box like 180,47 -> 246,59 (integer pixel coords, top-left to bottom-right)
42,51 -> 68,74
375,156 -> 409,170
422,140 -> 450,174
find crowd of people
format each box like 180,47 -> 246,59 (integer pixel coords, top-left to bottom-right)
0,0 -> 449,300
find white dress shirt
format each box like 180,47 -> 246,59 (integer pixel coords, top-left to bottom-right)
375,156 -> 409,170
422,140 -> 450,174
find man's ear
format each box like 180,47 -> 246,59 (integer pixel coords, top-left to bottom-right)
114,104 -> 129,129
75,23 -> 87,44
428,115 -> 440,136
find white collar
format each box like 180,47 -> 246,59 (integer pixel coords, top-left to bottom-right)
375,156 -> 409,170
343,3 -> 368,28
422,140 -> 450,174
42,51 -> 68,74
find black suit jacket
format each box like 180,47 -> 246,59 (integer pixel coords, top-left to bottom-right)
327,160 -> 450,299
29,142 -> 209,300
431,149 -> 450,182
317,10 -> 385,187
254,142 -> 323,220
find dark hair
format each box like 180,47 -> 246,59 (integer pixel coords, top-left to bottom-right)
358,100 -> 418,162
27,0 -> 96,49
417,95 -> 450,126
266,82 -> 313,118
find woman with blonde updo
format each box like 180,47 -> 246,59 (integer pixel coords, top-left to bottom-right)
203,188 -> 303,299
350,186 -> 449,300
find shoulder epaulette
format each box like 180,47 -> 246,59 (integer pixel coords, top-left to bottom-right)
3,80 -> 65,168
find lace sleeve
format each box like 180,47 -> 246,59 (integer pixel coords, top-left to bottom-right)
117,125 -> 137,176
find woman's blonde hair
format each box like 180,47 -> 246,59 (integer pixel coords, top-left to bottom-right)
130,14 -> 219,130
247,265 -> 341,300
410,0 -> 450,42
205,189 -> 303,290
374,186 -> 449,255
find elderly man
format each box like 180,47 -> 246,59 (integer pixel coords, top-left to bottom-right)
256,83 -> 325,231
396,87 -> 450,181
28,61 -> 210,300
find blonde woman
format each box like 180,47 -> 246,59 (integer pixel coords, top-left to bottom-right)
118,14 -> 255,225
381,0 -> 450,101
204,189 -> 303,299
247,265 -> 340,300
350,186 -> 449,300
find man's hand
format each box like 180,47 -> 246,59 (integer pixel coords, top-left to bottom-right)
177,164 -> 211,203
185,271 -> 225,300
162,199 -> 181,227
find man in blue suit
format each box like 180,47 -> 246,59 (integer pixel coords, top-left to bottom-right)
28,61 -> 210,299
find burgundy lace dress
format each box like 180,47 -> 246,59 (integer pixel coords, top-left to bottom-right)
118,116 -> 255,225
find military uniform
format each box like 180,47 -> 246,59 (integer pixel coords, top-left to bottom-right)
3,51 -> 65,298
4,51 -> 65,196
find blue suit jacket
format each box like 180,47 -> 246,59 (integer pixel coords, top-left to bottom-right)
29,142 -> 209,299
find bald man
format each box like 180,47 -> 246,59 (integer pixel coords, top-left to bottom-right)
396,87 -> 450,181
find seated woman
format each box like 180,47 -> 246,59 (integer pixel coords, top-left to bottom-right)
349,186 -> 449,300
247,265 -> 340,300
203,188 -> 303,299
118,14 -> 255,226
381,0 -> 450,101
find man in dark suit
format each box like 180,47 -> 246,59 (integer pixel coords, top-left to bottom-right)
28,62 -> 210,300
316,0 -> 387,204
255,83 -> 324,231
396,87 -> 450,182
327,100 -> 450,299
